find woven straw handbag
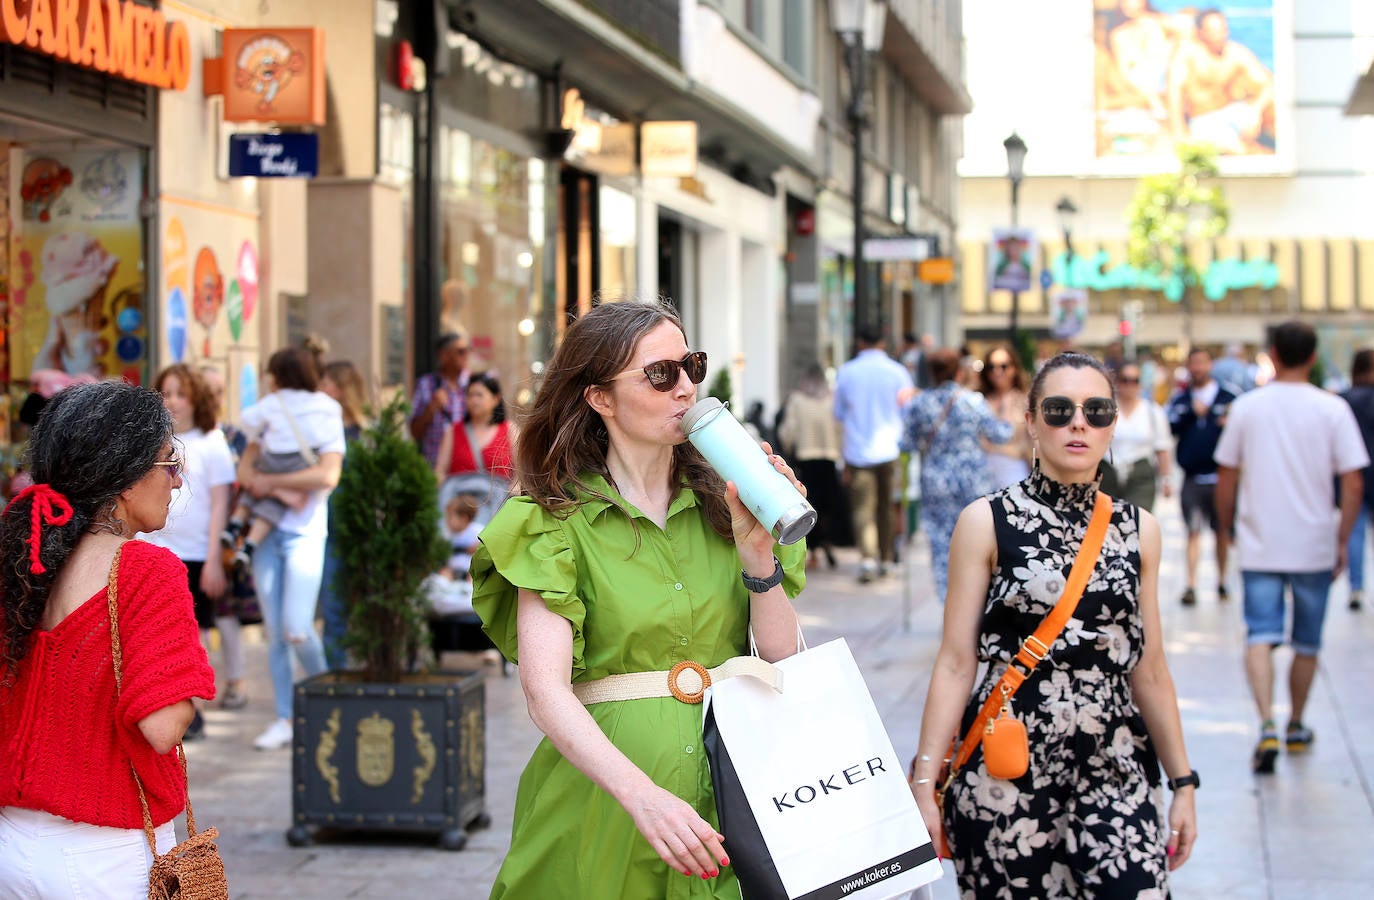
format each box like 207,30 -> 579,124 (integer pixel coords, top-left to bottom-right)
107,548 -> 230,900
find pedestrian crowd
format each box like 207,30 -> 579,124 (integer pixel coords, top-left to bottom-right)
1,305 -> 1370,899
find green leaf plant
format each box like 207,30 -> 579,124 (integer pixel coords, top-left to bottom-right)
331,395 -> 450,682
1125,141 -> 1230,304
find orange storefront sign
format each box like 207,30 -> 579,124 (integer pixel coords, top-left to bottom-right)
203,28 -> 325,126
918,257 -> 956,284
0,0 -> 191,90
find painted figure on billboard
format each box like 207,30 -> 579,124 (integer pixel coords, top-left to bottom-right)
1166,9 -> 1274,154
1094,0 -> 1277,161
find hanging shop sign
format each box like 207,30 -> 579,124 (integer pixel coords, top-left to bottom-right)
203,28 -> 326,126
1050,249 -> 1280,303
641,121 -> 697,178
1,0 -> 192,90
227,133 -> 319,178
917,257 -> 955,284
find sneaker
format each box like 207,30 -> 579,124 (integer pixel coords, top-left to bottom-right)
219,521 -> 243,549
1180,588 -> 1197,606
1218,585 -> 1229,602
220,685 -> 248,710
1351,591 -> 1363,611
254,718 -> 293,750
183,709 -> 205,741
1286,722 -> 1314,753
858,560 -> 877,585
233,546 -> 253,571
1252,722 -> 1279,774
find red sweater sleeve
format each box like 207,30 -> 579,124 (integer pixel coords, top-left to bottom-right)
113,541 -> 216,727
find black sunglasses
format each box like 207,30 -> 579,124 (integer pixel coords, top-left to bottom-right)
612,351 -> 708,392
1039,396 -> 1118,428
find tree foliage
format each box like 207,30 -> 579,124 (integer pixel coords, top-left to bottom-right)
331,395 -> 449,682
1125,142 -> 1230,303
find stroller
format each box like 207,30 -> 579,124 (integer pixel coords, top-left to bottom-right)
426,472 -> 512,671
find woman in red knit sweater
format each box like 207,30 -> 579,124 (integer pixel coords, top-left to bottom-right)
0,382 -> 216,898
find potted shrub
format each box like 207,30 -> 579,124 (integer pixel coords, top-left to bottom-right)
286,396 -> 490,850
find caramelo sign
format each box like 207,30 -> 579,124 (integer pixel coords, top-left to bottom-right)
1,0 -> 192,91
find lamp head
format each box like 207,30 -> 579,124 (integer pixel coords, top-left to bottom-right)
1055,196 -> 1078,232
1003,131 -> 1027,185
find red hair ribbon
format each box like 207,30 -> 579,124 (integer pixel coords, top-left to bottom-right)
4,484 -> 74,574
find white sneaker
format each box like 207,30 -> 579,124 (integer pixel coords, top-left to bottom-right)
254,718 -> 293,750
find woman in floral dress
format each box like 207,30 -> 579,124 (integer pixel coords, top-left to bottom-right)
908,352 -> 1197,898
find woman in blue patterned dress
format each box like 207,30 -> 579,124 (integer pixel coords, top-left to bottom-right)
901,348 -> 1014,602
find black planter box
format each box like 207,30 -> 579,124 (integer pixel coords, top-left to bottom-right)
287,670 -> 488,850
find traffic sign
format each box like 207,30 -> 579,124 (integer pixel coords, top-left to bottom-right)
1039,269 -> 1053,290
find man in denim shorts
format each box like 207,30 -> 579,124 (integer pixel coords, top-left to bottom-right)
1215,321 -> 1368,774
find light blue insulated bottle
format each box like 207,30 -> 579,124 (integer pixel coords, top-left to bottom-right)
680,397 -> 817,545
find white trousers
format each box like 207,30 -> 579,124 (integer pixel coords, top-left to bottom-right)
0,806 -> 176,900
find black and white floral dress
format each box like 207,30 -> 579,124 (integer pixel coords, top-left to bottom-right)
944,468 -> 1169,899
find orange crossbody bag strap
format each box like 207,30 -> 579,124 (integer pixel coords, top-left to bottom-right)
949,490 -> 1114,774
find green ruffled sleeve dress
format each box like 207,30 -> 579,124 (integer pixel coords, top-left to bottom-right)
472,474 -> 806,899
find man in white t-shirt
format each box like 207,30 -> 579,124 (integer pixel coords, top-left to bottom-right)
1214,321 -> 1368,775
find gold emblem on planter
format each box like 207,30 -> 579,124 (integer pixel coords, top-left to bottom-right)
316,708 -> 342,803
357,712 -> 395,787
411,710 -> 436,803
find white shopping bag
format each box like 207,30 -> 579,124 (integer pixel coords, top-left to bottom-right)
703,639 -> 942,900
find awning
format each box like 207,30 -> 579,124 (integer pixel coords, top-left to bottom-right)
1345,58 -> 1374,116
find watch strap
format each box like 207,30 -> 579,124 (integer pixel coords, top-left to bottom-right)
741,555 -> 784,593
1167,770 -> 1200,790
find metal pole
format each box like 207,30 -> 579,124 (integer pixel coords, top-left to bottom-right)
849,37 -> 867,355
1008,178 -> 1020,344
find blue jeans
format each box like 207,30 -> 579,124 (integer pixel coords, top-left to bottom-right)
253,528 -> 328,720
1241,570 -> 1333,657
318,537 -> 348,671
1347,503 -> 1371,592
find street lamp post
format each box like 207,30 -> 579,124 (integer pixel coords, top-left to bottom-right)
1056,196 -> 1078,284
1003,131 -> 1027,344
833,0 -> 887,353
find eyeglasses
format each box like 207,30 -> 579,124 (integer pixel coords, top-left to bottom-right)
1038,397 -> 1118,429
1117,376 -> 1141,385
990,362 -> 1014,371
611,351 -> 708,392
152,456 -> 184,480
452,346 -> 470,355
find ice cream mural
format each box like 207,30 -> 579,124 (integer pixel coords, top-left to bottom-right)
193,248 -> 225,358
8,148 -> 146,383
33,232 -> 117,375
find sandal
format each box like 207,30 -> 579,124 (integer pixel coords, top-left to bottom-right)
1285,722 -> 1314,754
1252,721 -> 1279,774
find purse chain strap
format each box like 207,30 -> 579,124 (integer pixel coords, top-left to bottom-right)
106,545 -> 202,856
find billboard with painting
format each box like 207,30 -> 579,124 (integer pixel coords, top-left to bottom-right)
1094,0 -> 1282,170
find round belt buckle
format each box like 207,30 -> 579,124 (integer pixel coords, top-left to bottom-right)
668,660 -> 712,704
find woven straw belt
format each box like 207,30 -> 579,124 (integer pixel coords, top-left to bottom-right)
571,656 -> 783,706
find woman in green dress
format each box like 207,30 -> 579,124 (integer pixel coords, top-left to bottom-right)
472,300 -> 806,898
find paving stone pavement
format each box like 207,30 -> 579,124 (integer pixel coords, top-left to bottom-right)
185,493 -> 1374,898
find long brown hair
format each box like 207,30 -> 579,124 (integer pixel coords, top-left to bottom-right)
322,360 -> 369,428
979,344 -> 1028,395
516,300 -> 732,539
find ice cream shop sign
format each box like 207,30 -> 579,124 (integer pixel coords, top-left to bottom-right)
1,0 -> 192,91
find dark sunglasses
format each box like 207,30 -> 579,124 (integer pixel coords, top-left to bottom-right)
1039,396 -> 1118,428
612,350 -> 708,392
990,362 -> 1014,371
1117,376 -> 1140,384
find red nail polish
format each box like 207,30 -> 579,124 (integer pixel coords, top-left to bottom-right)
710,870 -> 719,878
720,856 -> 730,867
700,873 -> 709,880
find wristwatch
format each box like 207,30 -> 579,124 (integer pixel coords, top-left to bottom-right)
1167,770 -> 1201,791
741,555 -> 785,593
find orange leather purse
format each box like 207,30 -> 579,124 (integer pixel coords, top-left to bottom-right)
932,491 -> 1114,824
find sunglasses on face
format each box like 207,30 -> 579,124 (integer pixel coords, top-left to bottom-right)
989,361 -> 1013,371
612,350 -> 708,392
1039,396 -> 1118,428
1118,375 -> 1140,385
152,456 -> 184,479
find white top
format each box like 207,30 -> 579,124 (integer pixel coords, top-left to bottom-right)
1213,382 -> 1369,572
140,428 -> 236,562
833,349 -> 914,466
1110,400 -> 1171,474
240,389 -> 346,537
